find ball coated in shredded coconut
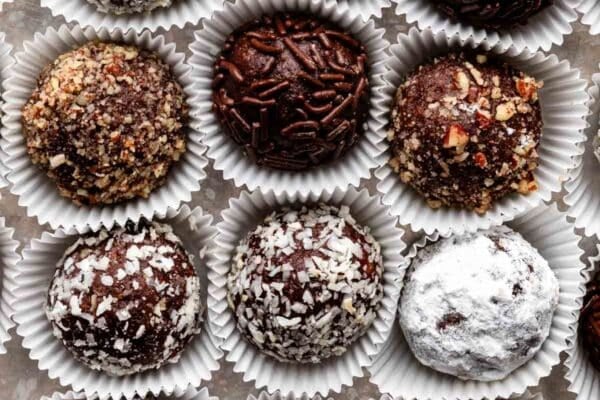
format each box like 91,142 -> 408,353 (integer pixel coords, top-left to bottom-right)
86,0 -> 174,14
22,42 -> 188,206
399,225 -> 559,381
46,219 -> 203,376
227,204 -> 384,363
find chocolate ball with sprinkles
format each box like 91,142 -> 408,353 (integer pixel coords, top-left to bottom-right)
388,52 -> 543,213
21,42 -> 188,206
86,0 -> 175,14
45,219 -> 203,376
227,204 -> 383,363
212,13 -> 370,171
400,225 -> 559,381
434,0 -> 552,30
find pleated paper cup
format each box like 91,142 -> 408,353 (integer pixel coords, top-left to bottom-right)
563,72 -> 600,238
564,249 -> 598,400
188,0 -> 389,197
393,0 -> 581,53
333,0 -> 390,19
13,205 -> 223,400
40,0 -> 223,33
0,25 -> 208,233
578,0 -> 600,36
368,203 -> 585,400
0,217 -> 20,354
248,392 -> 330,400
42,387 -> 217,400
0,31 -> 14,189
378,393 -> 543,400
208,187 -> 407,397
376,28 -> 588,235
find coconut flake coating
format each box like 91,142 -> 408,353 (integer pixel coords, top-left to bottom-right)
389,52 -> 543,213
46,220 -> 203,376
399,225 -> 559,381
86,0 -> 174,14
22,42 -> 188,206
227,204 -> 383,363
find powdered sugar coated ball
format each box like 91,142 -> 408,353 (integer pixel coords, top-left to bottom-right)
399,225 -> 559,381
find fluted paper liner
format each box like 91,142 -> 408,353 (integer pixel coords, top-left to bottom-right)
0,25 -> 208,233
0,217 -> 20,354
378,392 -> 544,400
333,0 -> 390,19
188,0 -> 389,197
393,0 -> 581,53
249,391 -> 329,400
368,203 -> 585,400
564,247 -> 598,400
376,28 -> 588,235
0,32 -> 14,189
208,187 -> 407,397
578,0 -> 600,36
14,205 -> 223,400
42,387 -> 217,400
40,0 -> 223,33
563,72 -> 600,238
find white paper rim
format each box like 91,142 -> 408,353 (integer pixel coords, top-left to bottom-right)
564,248 -> 598,400
332,0 -> 391,19
248,391 -> 328,400
188,0 -> 390,197
578,0 -> 600,36
378,392 -> 544,400
13,205 -> 224,400
0,25 -> 208,233
41,386 -> 218,400
40,0 -> 223,33
376,27 -> 588,235
394,0 -> 581,53
0,32 -> 14,189
0,217 -> 20,355
563,71 -> 600,238
41,392 -> 88,400
368,203 -> 585,400
208,187 -> 407,397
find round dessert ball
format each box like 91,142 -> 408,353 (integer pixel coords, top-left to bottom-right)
389,52 -> 543,213
579,279 -> 600,372
22,41 -> 188,206
227,204 -> 383,363
434,0 -> 551,29
212,13 -> 370,171
46,220 -> 203,376
399,225 -> 559,381
86,0 -> 174,14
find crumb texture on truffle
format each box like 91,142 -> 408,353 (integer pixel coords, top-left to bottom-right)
46,220 -> 203,376
399,225 -> 559,381
22,42 -> 188,206
86,0 -> 174,14
227,204 -> 383,363
388,52 -> 543,213
212,13 -> 370,171
434,0 -> 552,29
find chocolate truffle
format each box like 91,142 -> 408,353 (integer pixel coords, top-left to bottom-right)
389,52 -> 543,213
579,279 -> 600,372
86,0 -> 174,14
435,0 -> 552,29
46,220 -> 202,376
399,226 -> 559,381
227,204 -> 383,363
22,42 -> 188,206
212,13 -> 370,171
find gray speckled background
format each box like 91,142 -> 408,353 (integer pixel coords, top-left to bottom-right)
0,1 -> 597,399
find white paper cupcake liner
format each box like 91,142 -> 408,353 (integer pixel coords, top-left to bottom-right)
393,0 -> 581,53
368,203 -> 585,400
208,187 -> 407,397
13,205 -> 223,400
378,393 -> 543,400
563,72 -> 600,238
564,248 -> 598,400
42,386 -> 217,400
249,391 -> 329,400
376,27 -> 588,235
40,0 -> 223,33
578,0 -> 600,35
188,0 -> 390,197
332,0 -> 390,19
0,217 -> 20,354
0,25 -> 208,233
0,31 -> 14,190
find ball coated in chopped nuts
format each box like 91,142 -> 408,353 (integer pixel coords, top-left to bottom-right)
86,0 -> 175,14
